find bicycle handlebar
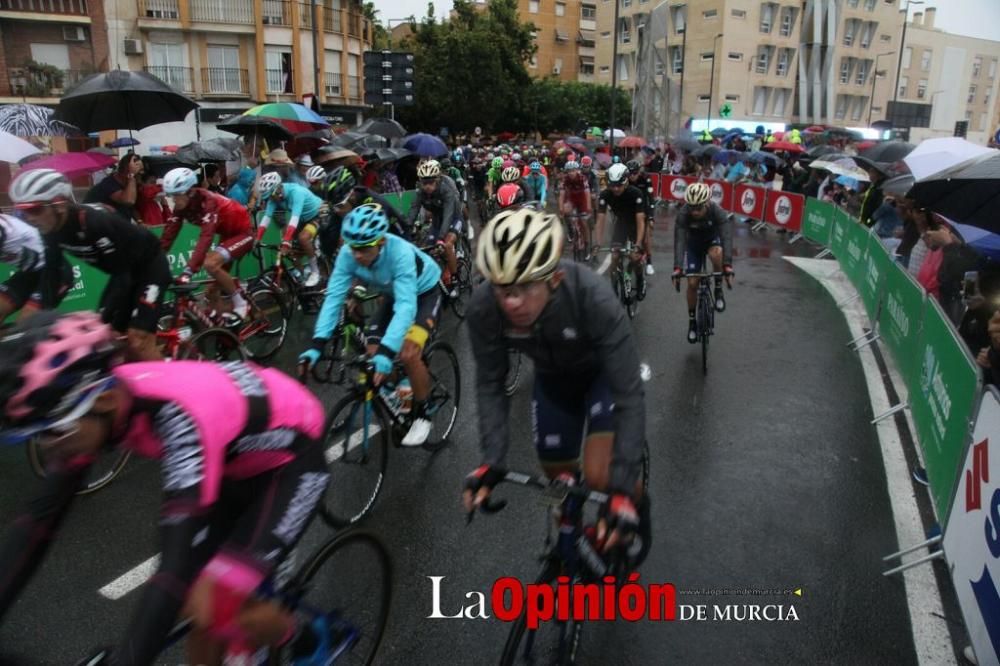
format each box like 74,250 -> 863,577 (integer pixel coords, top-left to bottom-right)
468,469 -> 610,524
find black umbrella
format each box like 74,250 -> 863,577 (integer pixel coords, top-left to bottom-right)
672,138 -> 701,153
807,144 -> 839,158
217,115 -> 292,144
53,70 -> 198,133
852,155 -> 897,176
175,137 -> 243,163
908,154 -> 1000,231
882,174 -> 915,198
375,147 -> 413,162
357,117 -> 407,139
859,140 -> 915,163
694,144 -> 721,158
357,133 -> 388,149
331,130 -> 367,148
143,154 -> 198,178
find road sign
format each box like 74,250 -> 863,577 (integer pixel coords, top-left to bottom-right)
720,103 -> 732,118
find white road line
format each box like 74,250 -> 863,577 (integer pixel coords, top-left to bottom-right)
325,424 -> 383,464
786,256 -> 955,666
98,554 -> 160,600
596,254 -> 612,275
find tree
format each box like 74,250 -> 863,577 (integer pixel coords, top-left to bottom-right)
362,2 -> 390,50
513,78 -> 631,134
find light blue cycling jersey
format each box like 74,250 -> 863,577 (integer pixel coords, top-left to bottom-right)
312,234 -> 442,354
259,182 -> 324,240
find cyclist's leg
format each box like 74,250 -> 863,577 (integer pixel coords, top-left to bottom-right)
107,255 -> 169,361
531,373 -> 588,480
707,241 -> 725,310
443,225 -> 460,276
399,290 -> 443,445
579,376 -> 644,498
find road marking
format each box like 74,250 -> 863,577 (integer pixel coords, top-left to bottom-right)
326,424 -> 383,464
786,256 -> 955,666
596,254 -> 611,275
99,554 -> 160,600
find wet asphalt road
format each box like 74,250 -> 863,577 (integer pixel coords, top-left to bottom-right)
0,206 -> 924,665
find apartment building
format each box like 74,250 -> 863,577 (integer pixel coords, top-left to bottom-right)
892,7 -> 1000,145
520,0 -> 598,81
0,0 -> 111,106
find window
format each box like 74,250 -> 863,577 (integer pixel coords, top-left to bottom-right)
30,42 -> 70,72
601,31 -> 611,38
528,0 -> 538,13
902,47 -> 911,69
851,97 -> 865,121
965,109 -> 973,120
728,52 -> 743,62
917,78 -> 927,99
760,3 -> 774,33
149,42 -> 188,91
780,8 -> 794,37
920,49 -> 931,71
600,65 -> 610,74
860,21 -> 875,49
981,112 -> 988,130
840,58 -> 851,84
855,60 -> 868,85
843,19 -> 857,47
265,47 -> 293,94
700,52 -> 715,62
973,57 -> 982,78
776,49 -> 791,76
897,76 -> 907,97
968,85 -> 977,103
555,1 -> 565,15
703,9 -> 717,19
847,0 -> 858,7
581,3 -> 596,19
655,59 -> 664,75
835,94 -> 847,120
347,54 -> 359,98
864,0 -> 875,11
579,56 -> 595,75
206,45 -> 241,93
985,88 -> 992,106
578,30 -> 596,47
620,17 -> 631,43
622,0 -> 631,7
756,46 -> 772,74
553,57 -> 563,74
879,34 -> 891,42
990,59 -> 998,79
670,46 -> 683,74
671,5 -> 686,34
725,94 -> 740,102
323,50 -> 341,96
529,54 -> 537,68
752,86 -> 768,115
555,28 -> 569,42
616,54 -> 630,81
731,9 -> 745,18
697,94 -> 711,103
772,89 -> 788,116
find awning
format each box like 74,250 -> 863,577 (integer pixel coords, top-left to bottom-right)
555,28 -> 569,42
578,29 -> 596,46
579,55 -> 595,64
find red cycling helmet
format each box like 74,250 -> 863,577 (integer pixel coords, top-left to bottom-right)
496,183 -> 524,209
580,156 -> 593,168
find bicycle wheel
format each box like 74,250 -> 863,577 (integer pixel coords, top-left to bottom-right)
504,348 -> 522,396
625,263 -> 639,320
562,216 -> 577,259
180,327 -> 246,361
26,436 -> 132,495
500,558 -> 584,666
697,294 -> 711,375
449,257 -> 473,320
423,341 -> 461,447
241,286 -> 288,361
311,325 -> 358,385
272,530 -> 391,666
320,395 -> 390,527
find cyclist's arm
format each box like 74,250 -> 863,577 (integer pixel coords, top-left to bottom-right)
379,248 -> 419,356
635,211 -> 646,249
406,189 -> 424,226
715,207 -> 734,266
466,291 -> 511,468
673,215 -> 688,269
539,176 -> 549,205
438,186 -> 459,239
282,189 -> 305,242
255,198 -> 277,241
594,194 -> 609,246
310,246 -> 355,346
187,213 -> 219,273
159,215 -> 183,253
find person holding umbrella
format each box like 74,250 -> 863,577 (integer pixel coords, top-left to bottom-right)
8,169 -> 170,361
84,151 -> 144,221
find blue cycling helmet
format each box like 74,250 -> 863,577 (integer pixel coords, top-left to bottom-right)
453,149 -> 463,162
612,155 -> 621,164
529,161 -> 541,172
342,203 -> 390,247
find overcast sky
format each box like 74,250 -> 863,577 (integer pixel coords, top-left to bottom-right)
371,0 -> 1000,40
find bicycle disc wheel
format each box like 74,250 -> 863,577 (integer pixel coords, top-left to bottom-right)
698,297 -> 710,374
26,437 -> 132,495
241,287 -> 288,361
320,395 -> 390,527
500,559 -> 584,666
504,348 -> 522,396
449,257 -> 472,320
423,341 -> 461,447
272,530 -> 391,666
181,327 -> 246,361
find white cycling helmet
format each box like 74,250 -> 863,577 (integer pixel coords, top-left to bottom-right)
476,208 -> 564,285
258,171 -> 283,199
501,166 -> 521,183
305,165 -> 327,184
417,160 -> 441,179
9,168 -> 75,207
685,182 -> 711,206
162,167 -> 199,195
606,163 -> 629,185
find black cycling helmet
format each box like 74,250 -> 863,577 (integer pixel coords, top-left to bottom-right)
626,159 -> 641,174
324,166 -> 357,205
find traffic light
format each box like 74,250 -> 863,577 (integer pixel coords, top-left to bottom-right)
362,51 -> 416,107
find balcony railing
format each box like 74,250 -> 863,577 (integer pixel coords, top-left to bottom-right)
144,65 -> 194,93
265,68 -> 294,94
324,6 -> 342,32
261,0 -> 291,25
8,68 -> 88,96
201,67 -> 249,96
0,0 -> 88,14
138,0 -> 178,18
299,1 -> 312,27
191,0 -> 253,24
346,12 -> 361,37
324,72 -> 341,97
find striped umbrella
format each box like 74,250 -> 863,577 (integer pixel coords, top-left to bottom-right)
241,103 -> 330,134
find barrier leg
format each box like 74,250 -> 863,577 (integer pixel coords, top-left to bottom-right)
882,534 -> 942,562
836,292 -> 861,308
751,220 -> 768,232
871,402 -> 908,424
848,331 -> 881,351
815,248 -> 832,259
788,232 -> 803,244
881,550 -> 944,577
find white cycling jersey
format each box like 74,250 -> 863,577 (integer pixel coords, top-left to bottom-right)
0,214 -> 44,272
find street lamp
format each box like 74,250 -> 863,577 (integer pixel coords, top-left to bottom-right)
706,33 -> 723,130
891,0 -> 923,125
867,51 -> 895,126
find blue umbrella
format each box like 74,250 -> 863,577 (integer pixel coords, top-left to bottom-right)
712,149 -> 747,163
951,221 -> 1000,262
110,136 -> 140,148
403,132 -> 448,157
749,151 -> 783,167
834,175 -> 860,190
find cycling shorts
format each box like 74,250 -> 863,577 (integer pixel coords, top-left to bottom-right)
190,437 -> 329,640
683,230 -> 722,273
366,287 -> 442,351
611,217 -> 639,246
564,193 -> 591,215
531,372 -> 614,463
98,252 -> 171,334
298,220 -> 319,239
212,233 -> 254,267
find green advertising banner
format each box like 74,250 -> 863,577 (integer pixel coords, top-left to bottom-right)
859,233 -> 892,322
802,198 -> 835,246
878,262 -> 926,390
910,297 -> 981,523
828,207 -> 850,262
838,217 -> 871,292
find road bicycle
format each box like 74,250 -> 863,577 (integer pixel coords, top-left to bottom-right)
307,315 -> 462,527
248,241 -> 331,320
674,269 -> 731,374
415,228 -> 474,320
596,241 -> 645,320
561,207 -> 591,263
80,529 -> 391,666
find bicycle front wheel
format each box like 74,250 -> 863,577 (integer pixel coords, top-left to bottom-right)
242,286 -> 288,361
180,327 -> 246,361
320,395 -> 390,527
273,530 -> 392,666
697,294 -> 711,374
424,341 -> 461,447
500,559 -> 584,666
26,437 -> 132,495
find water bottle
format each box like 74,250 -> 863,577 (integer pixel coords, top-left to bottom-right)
289,266 -> 303,282
396,378 -> 413,414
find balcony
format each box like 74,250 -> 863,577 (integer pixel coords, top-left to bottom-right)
324,6 -> 342,32
324,72 -> 341,97
8,67 -> 89,97
299,1 -> 312,27
261,0 -> 291,25
138,0 -> 178,18
144,65 -> 194,93
201,67 -> 249,96
191,0 -> 253,24
346,12 -> 361,38
0,0 -> 88,14
265,68 -> 294,95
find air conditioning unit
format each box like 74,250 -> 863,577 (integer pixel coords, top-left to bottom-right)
63,26 -> 86,42
123,39 -> 143,55
553,65 -> 561,74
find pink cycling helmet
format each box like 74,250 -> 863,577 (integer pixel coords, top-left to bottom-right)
0,311 -> 122,431
501,160 -> 515,170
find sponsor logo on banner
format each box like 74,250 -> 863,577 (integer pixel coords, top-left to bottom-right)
774,196 -> 792,226
709,182 -> 725,205
740,189 -> 757,215
670,178 -> 688,200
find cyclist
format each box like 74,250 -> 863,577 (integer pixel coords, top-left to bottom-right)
0,212 -> 70,321
594,163 -> 647,301
671,182 -> 734,343
254,172 -> 325,288
160,168 -> 254,320
299,204 -> 442,447
495,182 -> 525,211
321,166 -> 410,258
485,156 -> 504,200
463,208 -> 650,559
558,160 -> 592,257
626,159 -> 657,276
0,312 -> 332,665
407,160 -> 463,294
8,168 -> 169,361
522,161 -> 548,208
305,164 -> 328,196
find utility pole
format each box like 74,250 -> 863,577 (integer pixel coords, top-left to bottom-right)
868,51 -> 895,126
706,33 -> 722,131
610,0 -> 621,154
891,0 -> 923,126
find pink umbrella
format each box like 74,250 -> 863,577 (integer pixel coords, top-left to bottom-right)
22,151 -> 116,179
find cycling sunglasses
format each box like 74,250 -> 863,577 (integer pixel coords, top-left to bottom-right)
0,376 -> 116,445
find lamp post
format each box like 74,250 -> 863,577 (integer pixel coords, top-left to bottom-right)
609,0 -> 622,155
891,0 -> 923,126
867,51 -> 895,126
706,33 -> 723,130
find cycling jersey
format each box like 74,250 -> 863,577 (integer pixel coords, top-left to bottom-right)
311,234 -> 442,357
486,167 -> 503,188
160,188 -> 252,272
465,260 -> 646,494
0,214 -> 55,311
630,175 -> 655,215
562,173 -> 591,196
582,170 -> 599,196
598,186 -> 646,244
673,201 -> 734,269
522,173 -> 548,205
259,183 -> 324,242
407,175 -> 462,240
0,361 -> 328,666
521,165 -> 549,179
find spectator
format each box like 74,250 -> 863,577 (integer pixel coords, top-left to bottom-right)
84,151 -> 143,221
858,164 -> 887,228
924,219 -> 981,324
227,165 -> 256,207
725,155 -> 748,183
871,198 -> 903,252
202,163 -> 224,193
263,148 -> 302,185
892,197 -> 922,267
135,171 -> 169,227
294,153 -> 314,182
647,149 -> 664,174
378,161 -> 403,194
962,269 -> 1000,384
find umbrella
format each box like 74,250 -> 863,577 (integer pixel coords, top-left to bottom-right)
710,128 -> 729,138
902,138 -> 996,182
594,153 -> 613,168
143,154 -> 198,178
0,103 -> 79,137
331,130 -> 368,148
748,151 -> 783,167
565,136 -> 586,144
357,117 -> 407,139
882,174 -> 915,198
859,140 -> 914,163
694,144 -> 721,158
316,148 -> 361,166
87,146 -> 116,156
672,138 -> 701,153
604,128 -> 626,139
0,130 -> 40,162
175,137 -> 243,163
109,137 -> 140,148
851,155 -> 896,176
20,151 -> 116,179
53,69 -> 198,133
356,134 -> 388,149
241,102 -> 330,134
908,154 -> 1000,231
826,158 -> 871,181
950,221 -> 1000,262
217,115 -> 292,144
804,125 -> 826,133
376,147 -> 412,162
834,175 -> 861,190
807,144 -> 839,158
712,149 -> 747,163
761,141 -> 805,154
619,136 -> 645,149
403,133 -> 448,157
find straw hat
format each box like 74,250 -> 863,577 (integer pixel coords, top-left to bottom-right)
265,148 -> 293,166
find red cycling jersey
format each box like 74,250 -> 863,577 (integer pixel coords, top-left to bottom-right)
561,173 -> 591,213
160,188 -> 252,272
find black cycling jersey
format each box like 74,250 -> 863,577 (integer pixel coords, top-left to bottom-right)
407,175 -> 462,239
48,203 -> 161,273
674,201 -> 734,267
598,186 -> 646,221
